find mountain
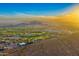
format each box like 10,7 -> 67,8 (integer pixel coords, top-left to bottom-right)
2,5 -> 79,56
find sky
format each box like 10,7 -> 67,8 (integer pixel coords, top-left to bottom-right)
0,3 -> 75,16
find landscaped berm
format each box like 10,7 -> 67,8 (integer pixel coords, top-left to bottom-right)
0,3 -> 79,56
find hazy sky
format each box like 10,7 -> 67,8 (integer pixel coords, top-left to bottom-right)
0,3 -> 75,16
